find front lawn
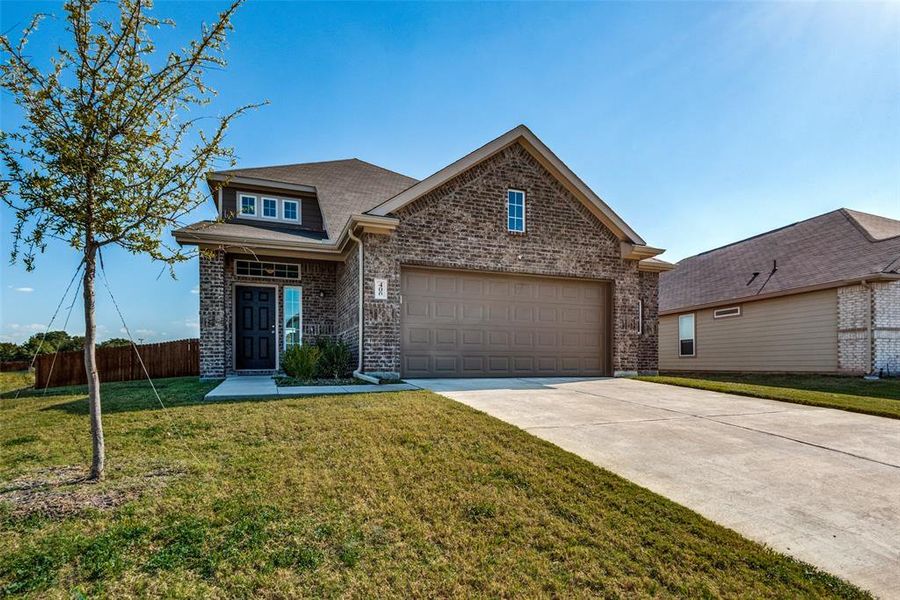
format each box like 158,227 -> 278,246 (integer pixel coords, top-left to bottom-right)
636,373 -> 900,420
0,373 -> 869,598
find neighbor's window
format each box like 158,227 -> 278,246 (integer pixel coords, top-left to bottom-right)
507,189 -> 525,232
283,200 -> 299,221
240,194 -> 257,216
678,313 -> 695,357
284,287 -> 302,350
262,197 -> 278,218
235,260 -> 299,279
713,306 -> 741,319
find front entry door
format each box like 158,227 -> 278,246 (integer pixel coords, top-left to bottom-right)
235,285 -> 276,370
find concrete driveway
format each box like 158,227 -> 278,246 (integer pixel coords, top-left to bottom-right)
409,377 -> 900,598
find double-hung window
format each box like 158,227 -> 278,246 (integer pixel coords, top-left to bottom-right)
507,189 -> 525,232
240,194 -> 257,216
283,200 -> 299,221
262,197 -> 278,218
678,313 -> 695,357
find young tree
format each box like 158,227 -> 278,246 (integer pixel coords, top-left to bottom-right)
0,0 -> 257,480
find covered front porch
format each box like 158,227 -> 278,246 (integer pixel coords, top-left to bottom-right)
198,250 -> 358,378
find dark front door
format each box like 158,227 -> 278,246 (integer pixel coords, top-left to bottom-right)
235,285 -> 277,370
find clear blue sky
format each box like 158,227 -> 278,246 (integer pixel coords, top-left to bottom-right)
2,1 -> 898,344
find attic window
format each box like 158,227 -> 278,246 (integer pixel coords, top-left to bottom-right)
713,306 -> 741,319
235,260 -> 299,279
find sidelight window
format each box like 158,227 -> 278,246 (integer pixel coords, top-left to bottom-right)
284,287 -> 302,350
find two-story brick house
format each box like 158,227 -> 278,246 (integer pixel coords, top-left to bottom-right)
174,125 -> 672,379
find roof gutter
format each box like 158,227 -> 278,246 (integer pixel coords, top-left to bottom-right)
659,273 -> 900,316
172,213 -> 399,256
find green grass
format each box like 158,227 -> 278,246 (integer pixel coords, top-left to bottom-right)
635,373 -> 900,420
0,372 -> 870,598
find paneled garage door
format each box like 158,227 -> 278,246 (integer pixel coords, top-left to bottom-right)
400,268 -> 610,377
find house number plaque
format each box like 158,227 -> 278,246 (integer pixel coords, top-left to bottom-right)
373,278 -> 388,300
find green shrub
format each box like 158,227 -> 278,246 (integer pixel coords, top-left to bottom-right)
315,338 -> 352,379
281,344 -> 320,380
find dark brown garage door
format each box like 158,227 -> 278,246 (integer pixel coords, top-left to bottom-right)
400,268 -> 610,377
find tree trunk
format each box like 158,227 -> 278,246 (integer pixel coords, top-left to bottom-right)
83,246 -> 105,480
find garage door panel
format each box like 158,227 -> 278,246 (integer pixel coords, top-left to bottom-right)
461,303 -> 484,321
487,330 -> 510,348
404,355 -> 430,375
461,330 -> 484,346
405,299 -> 429,319
435,329 -> 457,346
433,356 -> 458,374
401,268 -> 609,377
461,356 -> 484,374
538,306 -> 558,323
487,305 -> 509,322
407,327 -> 430,345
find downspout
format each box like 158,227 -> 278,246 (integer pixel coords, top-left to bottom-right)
347,227 -> 365,377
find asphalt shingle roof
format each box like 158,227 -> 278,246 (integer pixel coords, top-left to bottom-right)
216,159 -> 418,238
659,208 -> 900,313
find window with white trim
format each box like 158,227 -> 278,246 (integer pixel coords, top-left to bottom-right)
262,197 -> 278,218
507,189 -> 525,232
713,306 -> 741,319
678,313 -> 695,357
283,200 -> 299,221
234,260 -> 299,279
284,287 -> 302,350
240,194 -> 257,216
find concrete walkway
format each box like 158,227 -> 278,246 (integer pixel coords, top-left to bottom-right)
205,376 -> 418,400
410,377 -> 900,598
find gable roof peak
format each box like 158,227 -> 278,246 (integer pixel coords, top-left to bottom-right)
366,124 -> 647,245
840,208 -> 900,242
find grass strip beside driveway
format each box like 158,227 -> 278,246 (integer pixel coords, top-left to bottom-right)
635,374 -> 900,420
0,373 -> 870,598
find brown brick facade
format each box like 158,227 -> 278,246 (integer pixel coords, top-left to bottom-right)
197,144 -> 661,378
360,144 -> 656,376
199,253 -> 337,378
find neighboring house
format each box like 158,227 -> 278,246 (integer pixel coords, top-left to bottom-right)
174,125 -> 671,379
659,209 -> 900,375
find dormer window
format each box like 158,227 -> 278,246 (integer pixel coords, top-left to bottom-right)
283,200 -> 299,221
262,197 -> 278,218
507,189 -> 525,232
240,194 -> 257,216
236,192 -> 301,223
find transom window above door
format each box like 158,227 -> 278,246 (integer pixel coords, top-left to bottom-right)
235,260 -> 299,279
507,189 -> 525,232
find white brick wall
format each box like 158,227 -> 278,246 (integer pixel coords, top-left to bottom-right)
873,281 -> 900,376
837,281 -> 900,376
837,285 -> 870,373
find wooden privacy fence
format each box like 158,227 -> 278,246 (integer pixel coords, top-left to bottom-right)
0,360 -> 31,372
33,338 -> 199,389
